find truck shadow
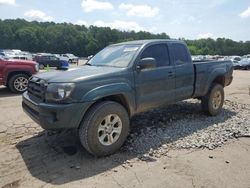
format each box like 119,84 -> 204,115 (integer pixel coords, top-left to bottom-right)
0,87 -> 21,97
16,100 -> 236,185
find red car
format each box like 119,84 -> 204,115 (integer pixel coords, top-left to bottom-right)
0,57 -> 39,93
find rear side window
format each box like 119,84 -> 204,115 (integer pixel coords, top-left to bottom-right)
141,44 -> 170,67
40,56 -> 46,61
171,43 -> 190,65
49,56 -> 57,60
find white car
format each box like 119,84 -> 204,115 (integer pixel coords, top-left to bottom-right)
60,53 -> 78,64
239,58 -> 250,70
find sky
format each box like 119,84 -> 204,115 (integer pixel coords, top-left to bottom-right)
0,0 -> 250,41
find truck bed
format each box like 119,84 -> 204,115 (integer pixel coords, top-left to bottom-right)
193,60 -> 233,97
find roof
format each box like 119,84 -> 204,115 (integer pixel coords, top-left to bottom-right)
112,39 -> 182,46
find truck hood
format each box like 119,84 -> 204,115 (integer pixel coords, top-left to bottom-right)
35,66 -> 123,83
8,59 -> 37,65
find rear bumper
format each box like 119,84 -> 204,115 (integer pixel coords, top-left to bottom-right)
22,92 -> 93,130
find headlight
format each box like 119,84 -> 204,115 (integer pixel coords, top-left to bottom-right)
45,83 -> 75,102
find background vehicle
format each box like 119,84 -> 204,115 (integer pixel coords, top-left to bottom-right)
232,60 -> 241,69
238,58 -> 250,70
0,56 -> 38,93
60,53 -> 78,64
11,55 -> 28,60
33,54 -> 69,69
23,40 -> 233,156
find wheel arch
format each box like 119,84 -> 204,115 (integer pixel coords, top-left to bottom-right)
77,94 -> 132,129
212,75 -> 226,87
6,71 -> 31,86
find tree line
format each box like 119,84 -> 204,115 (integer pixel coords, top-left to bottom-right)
0,19 -> 249,56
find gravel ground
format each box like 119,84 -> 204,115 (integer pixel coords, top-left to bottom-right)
123,99 -> 250,158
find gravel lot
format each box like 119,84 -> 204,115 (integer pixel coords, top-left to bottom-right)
0,70 -> 249,188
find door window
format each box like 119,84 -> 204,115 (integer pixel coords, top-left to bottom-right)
141,44 -> 170,67
49,56 -> 58,60
171,43 -> 190,65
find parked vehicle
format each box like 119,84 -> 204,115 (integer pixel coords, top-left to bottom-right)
22,40 -> 233,156
11,55 -> 29,60
60,53 -> 78,64
0,56 -> 38,93
238,58 -> 250,70
0,49 -> 5,57
33,54 -> 69,69
229,56 -> 241,62
243,54 -> 250,59
232,60 -> 241,69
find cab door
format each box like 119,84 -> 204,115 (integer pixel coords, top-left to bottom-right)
168,43 -> 194,101
134,43 -> 175,112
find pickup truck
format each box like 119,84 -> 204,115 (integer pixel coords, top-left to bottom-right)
22,40 -> 233,156
0,57 -> 39,93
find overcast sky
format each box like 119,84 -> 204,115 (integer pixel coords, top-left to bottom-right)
0,0 -> 250,41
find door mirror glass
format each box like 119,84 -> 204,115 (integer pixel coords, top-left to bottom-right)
137,58 -> 156,70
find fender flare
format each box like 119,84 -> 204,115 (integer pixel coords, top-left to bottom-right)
204,68 -> 226,94
81,83 -> 136,114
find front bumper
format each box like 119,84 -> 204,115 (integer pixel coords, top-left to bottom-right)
22,92 -> 93,130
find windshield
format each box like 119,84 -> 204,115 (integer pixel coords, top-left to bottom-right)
88,44 -> 141,68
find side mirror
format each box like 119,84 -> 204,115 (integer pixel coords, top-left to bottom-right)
137,58 -> 156,70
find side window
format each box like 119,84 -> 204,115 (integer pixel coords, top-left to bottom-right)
171,43 -> 190,65
49,56 -> 57,60
42,56 -> 48,61
141,44 -> 170,67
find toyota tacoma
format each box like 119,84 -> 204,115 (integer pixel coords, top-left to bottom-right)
22,40 -> 233,156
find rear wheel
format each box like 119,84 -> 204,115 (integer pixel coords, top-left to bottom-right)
79,101 -> 130,157
201,84 -> 224,116
8,74 -> 29,93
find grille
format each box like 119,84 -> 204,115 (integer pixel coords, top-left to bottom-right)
27,77 -> 47,100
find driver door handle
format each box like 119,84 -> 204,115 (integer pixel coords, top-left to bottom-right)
168,71 -> 174,77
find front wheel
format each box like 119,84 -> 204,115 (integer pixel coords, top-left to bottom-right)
8,74 -> 29,93
79,101 -> 130,157
201,84 -> 224,116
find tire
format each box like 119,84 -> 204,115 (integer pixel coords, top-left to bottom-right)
8,74 -> 29,93
79,101 -> 130,157
201,84 -> 224,116
39,64 -> 45,69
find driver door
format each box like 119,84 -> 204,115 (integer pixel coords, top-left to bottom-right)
134,44 -> 175,112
